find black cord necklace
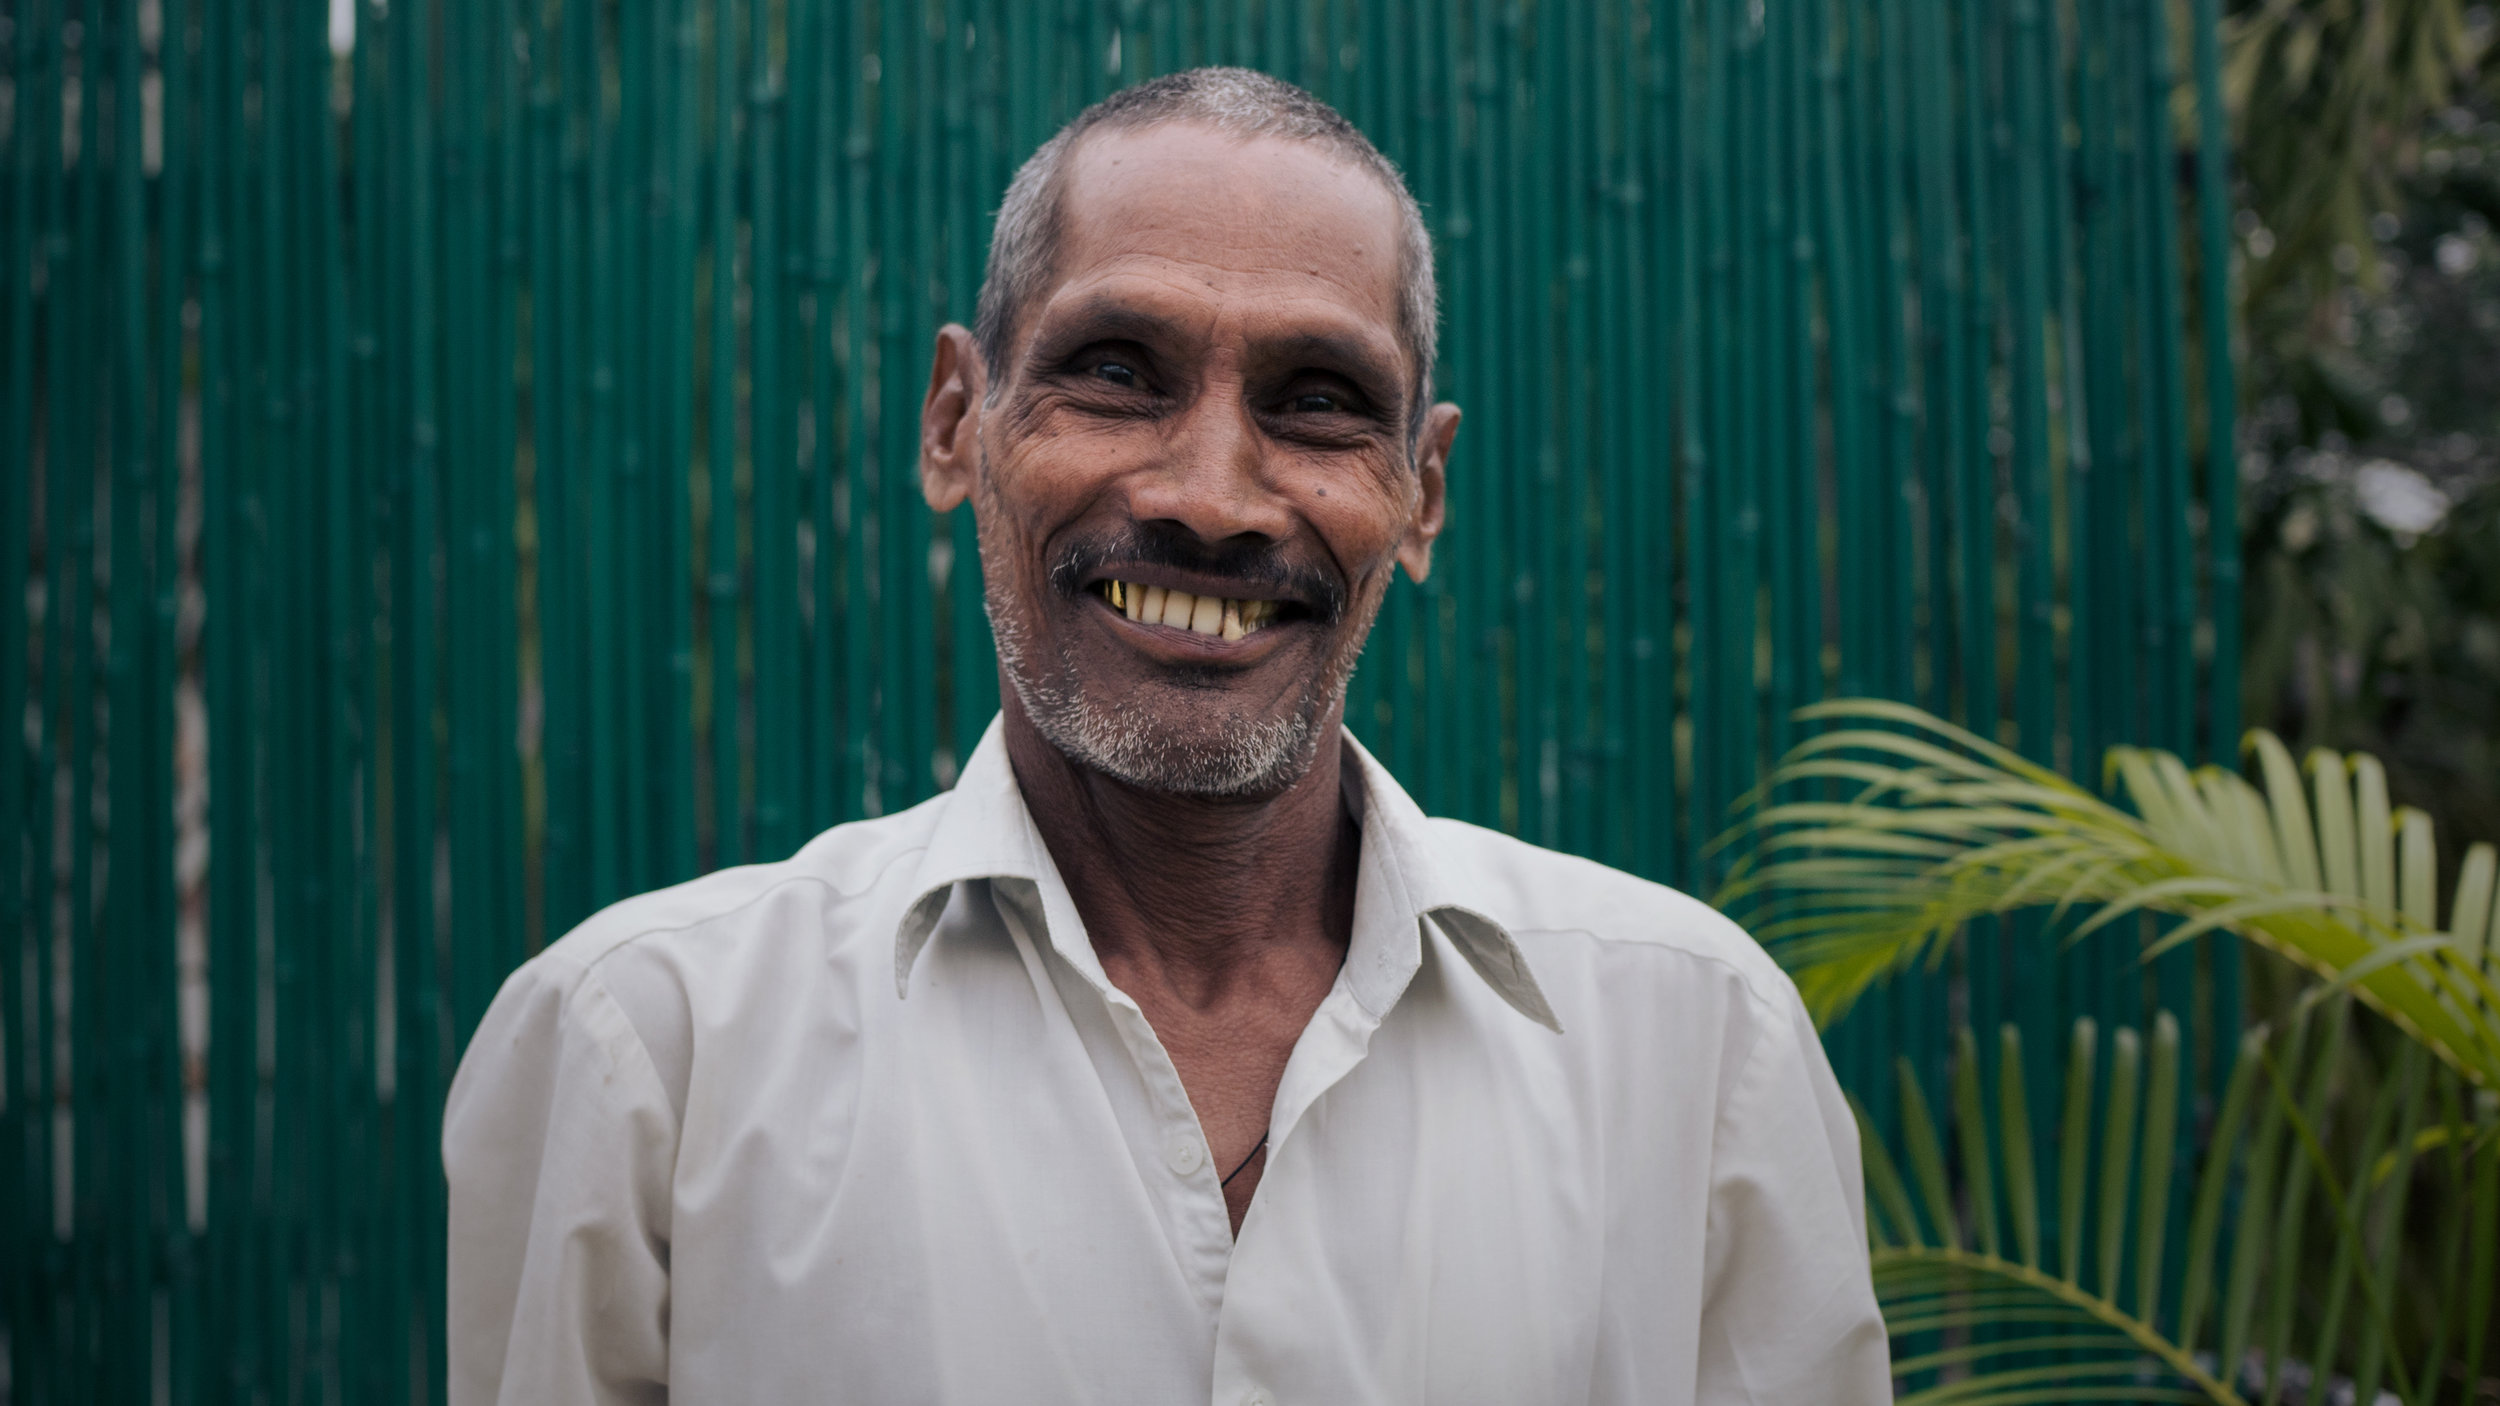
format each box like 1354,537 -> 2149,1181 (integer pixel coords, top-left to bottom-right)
1220,1134 -> 1269,1189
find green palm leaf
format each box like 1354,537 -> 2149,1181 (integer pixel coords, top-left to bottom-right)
1718,699 -> 2500,1094
1865,1010 -> 2488,1405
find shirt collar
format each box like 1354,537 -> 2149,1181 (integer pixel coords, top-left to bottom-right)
893,716 -> 1561,1033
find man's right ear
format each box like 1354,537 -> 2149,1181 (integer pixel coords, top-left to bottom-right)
919,324 -> 985,513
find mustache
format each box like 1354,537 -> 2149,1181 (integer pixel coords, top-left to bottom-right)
1047,522 -> 1349,625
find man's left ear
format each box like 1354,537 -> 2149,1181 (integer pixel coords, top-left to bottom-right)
1396,402 -> 1460,584
919,324 -> 986,513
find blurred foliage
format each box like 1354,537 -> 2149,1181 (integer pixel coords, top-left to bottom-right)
1860,1011 -> 2497,1406
2227,0 -> 2500,872
1725,702 -> 2500,1402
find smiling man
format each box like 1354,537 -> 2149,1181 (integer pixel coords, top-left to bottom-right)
446,68 -> 1889,1406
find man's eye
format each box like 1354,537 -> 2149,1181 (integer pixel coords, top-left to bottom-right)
1092,360 -> 1139,388
1292,392 -> 1342,413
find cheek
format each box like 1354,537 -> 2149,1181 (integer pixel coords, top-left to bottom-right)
1289,459 -> 1416,572
980,440 -> 1113,555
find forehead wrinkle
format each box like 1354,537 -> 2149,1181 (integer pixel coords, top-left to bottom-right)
1057,220 -> 1396,313
1055,128 -> 1405,318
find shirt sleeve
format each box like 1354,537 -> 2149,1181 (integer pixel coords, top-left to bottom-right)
444,955 -> 677,1406
1694,987 -> 1892,1403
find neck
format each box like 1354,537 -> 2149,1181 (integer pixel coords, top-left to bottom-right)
1000,691 -> 1359,1010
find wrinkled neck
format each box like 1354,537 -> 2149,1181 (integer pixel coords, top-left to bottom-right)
1001,693 -> 1358,1006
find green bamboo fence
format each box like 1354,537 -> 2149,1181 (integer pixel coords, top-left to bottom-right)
3,0 -> 2239,1399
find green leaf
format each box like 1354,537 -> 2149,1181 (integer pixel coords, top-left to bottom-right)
1718,699 -> 2500,1094
2310,749 -> 2361,900
1998,1024 -> 2041,1270
2219,1008 -> 2311,1380
2135,1012 -> 2181,1325
2451,843 -> 2496,974
2462,1133 -> 2500,1394
1898,1056 -> 1960,1253
2358,753 -> 2395,915
1857,1097 -> 1924,1250
1953,1028 -> 2001,1259
2095,1026 -> 2143,1302
2060,1017 -> 2097,1285
2176,1024 -> 2266,1354
2250,730 -> 2323,892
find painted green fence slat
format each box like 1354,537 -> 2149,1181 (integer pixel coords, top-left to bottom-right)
4,1 -> 2242,1397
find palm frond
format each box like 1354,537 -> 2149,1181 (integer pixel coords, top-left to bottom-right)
1719,699 -> 2500,1093
1866,1011 -> 2492,1405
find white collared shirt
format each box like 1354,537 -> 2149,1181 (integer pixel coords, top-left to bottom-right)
445,720 -> 1890,1405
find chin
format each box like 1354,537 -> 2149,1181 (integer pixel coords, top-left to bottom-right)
1027,684 -> 1326,797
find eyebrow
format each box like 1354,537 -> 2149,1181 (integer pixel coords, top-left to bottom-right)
1026,296 -> 1189,363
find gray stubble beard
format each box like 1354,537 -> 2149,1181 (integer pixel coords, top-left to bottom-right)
982,546 -> 1375,798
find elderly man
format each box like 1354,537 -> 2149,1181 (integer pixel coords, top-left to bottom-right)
446,67 -> 1889,1406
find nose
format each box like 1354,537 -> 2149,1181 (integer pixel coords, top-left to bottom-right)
1121,388 -> 1296,546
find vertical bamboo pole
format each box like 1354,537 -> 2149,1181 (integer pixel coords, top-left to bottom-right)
1757,0 -> 1799,774
0,0 -> 38,1385
195,3 -> 256,1394
660,0 -> 703,887
841,0 -> 879,820
897,0 -> 938,806
529,8 -> 582,944
102,0 -> 163,1392
951,0 -> 1001,768
1779,0 -> 1823,762
1556,0 -> 1588,855
805,0 -> 846,826
56,0 -> 106,1383
575,0 -> 625,909
1466,0 -> 1506,831
753,0 -> 798,858
707,0 -> 745,860
618,0 -> 660,898
877,0 -> 925,812
1638,0 -> 1673,884
296,0 -> 359,1391
1589,0 -> 1629,875
392,0 -> 448,1388
156,4 -> 203,1386
1677,0 -> 1717,882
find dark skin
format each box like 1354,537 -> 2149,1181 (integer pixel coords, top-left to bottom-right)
919,124 -> 1461,1234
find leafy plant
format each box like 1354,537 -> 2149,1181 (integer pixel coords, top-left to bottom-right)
1718,699 -> 2500,1094
1866,1007 -> 2499,1404
1717,698 -> 2500,1399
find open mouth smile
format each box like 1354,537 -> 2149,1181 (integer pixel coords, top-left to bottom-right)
1091,578 -> 1307,642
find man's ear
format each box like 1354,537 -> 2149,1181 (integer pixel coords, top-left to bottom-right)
1396,402 -> 1460,584
920,324 -> 986,513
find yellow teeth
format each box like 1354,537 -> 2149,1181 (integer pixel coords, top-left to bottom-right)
1098,581 -> 1282,639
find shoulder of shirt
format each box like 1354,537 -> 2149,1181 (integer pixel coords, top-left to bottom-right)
1421,815 -> 1797,1017
512,789 -> 949,988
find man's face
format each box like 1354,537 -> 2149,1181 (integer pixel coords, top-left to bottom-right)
924,123 -> 1456,796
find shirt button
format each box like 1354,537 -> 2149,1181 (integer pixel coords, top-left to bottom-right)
1166,1137 -> 1205,1176
1243,1392 -> 1273,1406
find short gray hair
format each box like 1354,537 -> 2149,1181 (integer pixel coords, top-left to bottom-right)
972,67 -> 1439,424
